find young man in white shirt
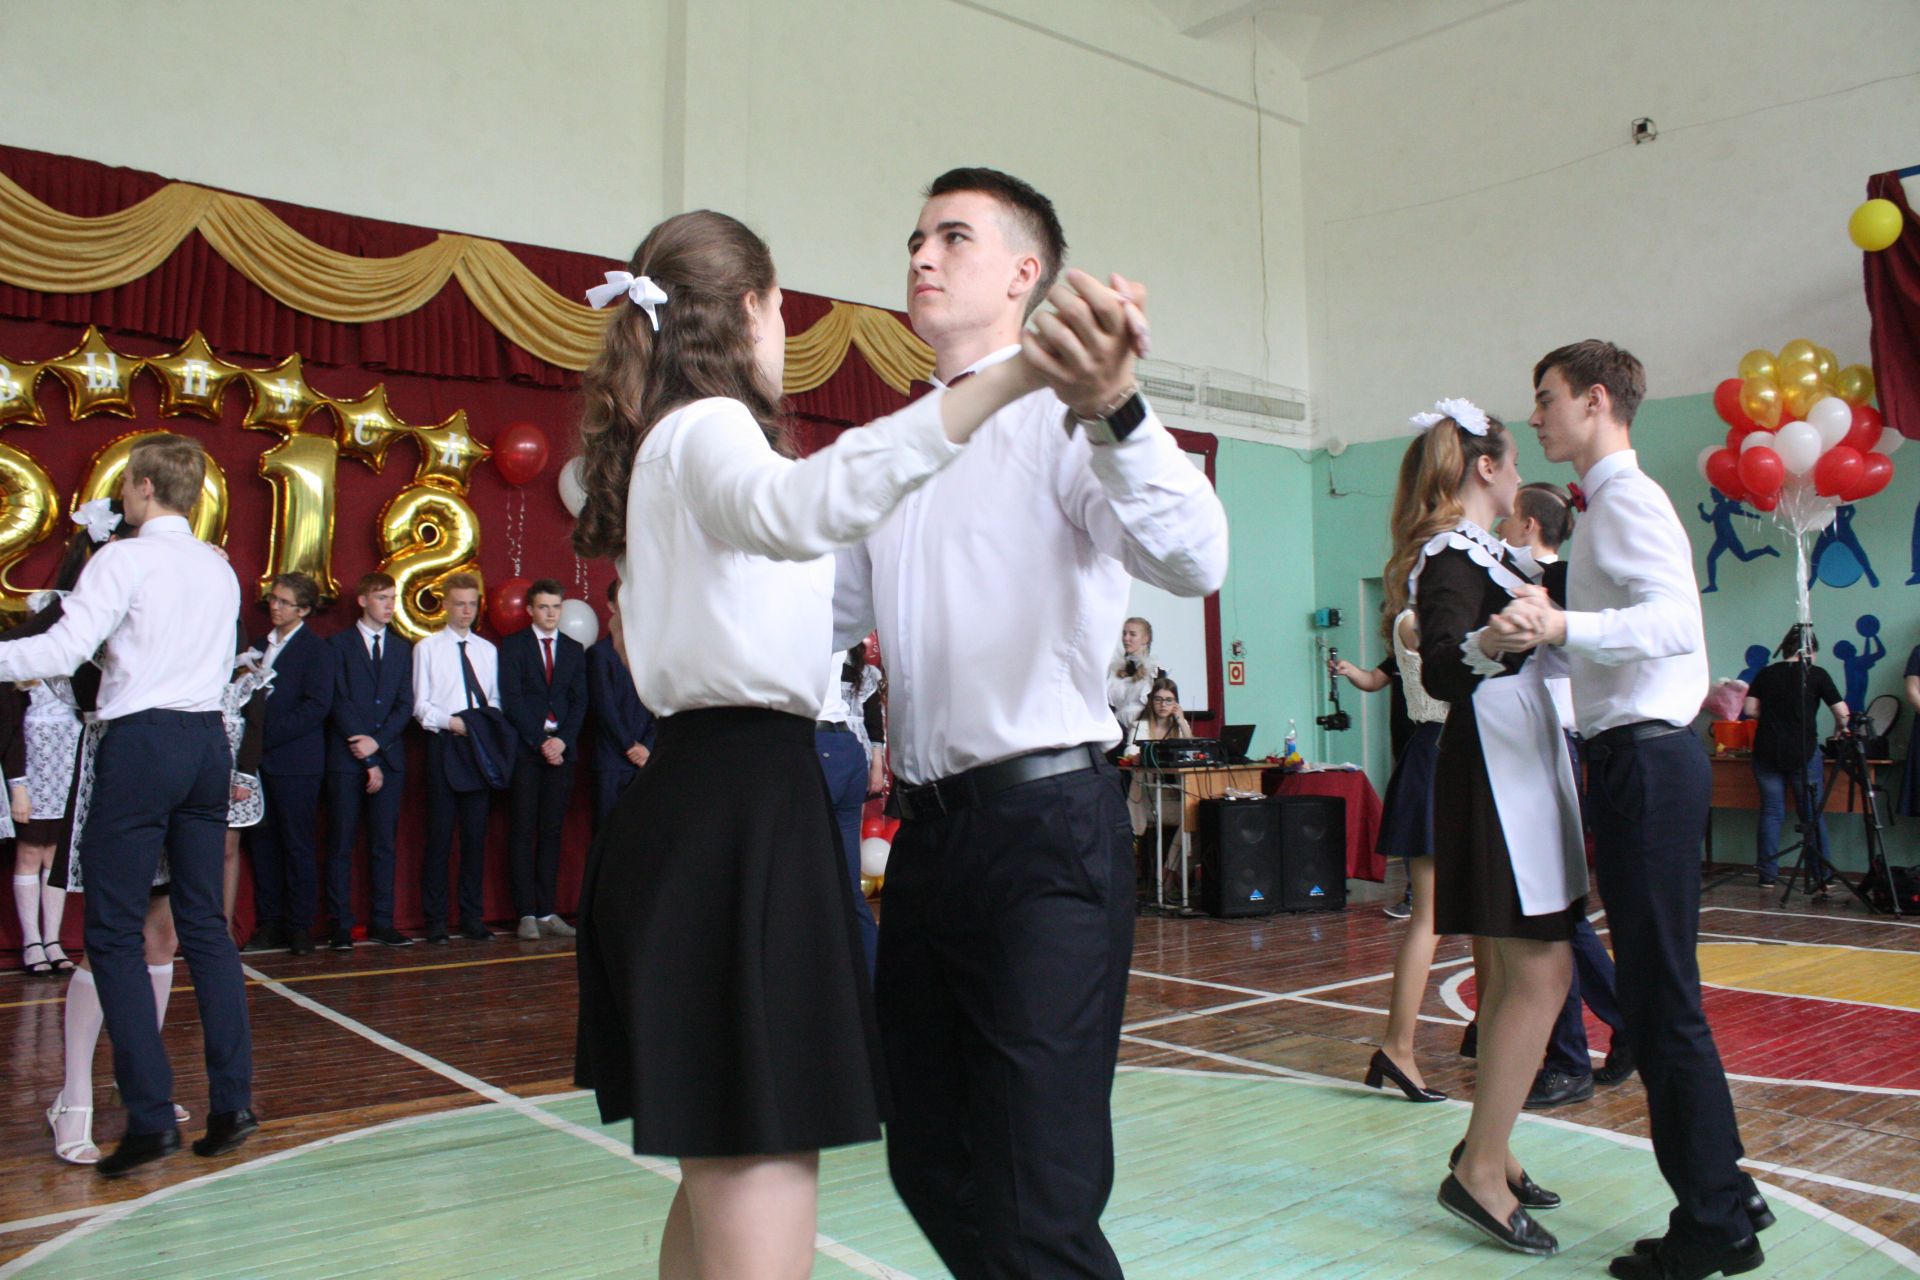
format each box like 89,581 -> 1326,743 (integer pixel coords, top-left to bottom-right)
411,573 -> 500,944
1491,341 -> 1771,1280
836,168 -> 1228,1279
0,434 -> 255,1175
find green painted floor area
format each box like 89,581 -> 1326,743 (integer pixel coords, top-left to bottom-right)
8,1070 -> 1909,1279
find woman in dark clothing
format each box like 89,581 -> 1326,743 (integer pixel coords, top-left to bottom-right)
1744,626 -> 1846,888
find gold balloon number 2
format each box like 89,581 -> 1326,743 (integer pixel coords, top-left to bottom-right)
0,442 -> 60,615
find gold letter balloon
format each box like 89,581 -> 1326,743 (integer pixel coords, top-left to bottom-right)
377,484 -> 483,641
78,429 -> 229,544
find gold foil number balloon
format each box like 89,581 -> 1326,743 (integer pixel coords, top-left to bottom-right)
257,434 -> 341,603
77,429 -> 229,544
377,484 -> 483,642
0,442 -> 61,619
46,326 -> 137,419
0,356 -> 45,428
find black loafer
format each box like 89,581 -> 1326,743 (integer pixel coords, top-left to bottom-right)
426,927 -> 451,945
1437,1174 -> 1558,1255
287,928 -> 315,956
1525,1069 -> 1595,1110
1634,1191 -> 1774,1256
193,1108 -> 260,1157
97,1127 -> 181,1178
328,927 -> 354,952
457,921 -> 493,942
240,925 -> 286,953
370,925 -> 413,947
1459,1020 -> 1478,1059
1612,1235 -> 1762,1278
1449,1140 -> 1560,1209
1595,1041 -> 1637,1085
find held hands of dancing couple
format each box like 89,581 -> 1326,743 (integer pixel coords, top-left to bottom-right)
1484,584 -> 1565,655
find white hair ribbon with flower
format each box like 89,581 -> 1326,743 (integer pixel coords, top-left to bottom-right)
1408,397 -> 1490,438
71,497 -> 120,545
584,272 -> 670,330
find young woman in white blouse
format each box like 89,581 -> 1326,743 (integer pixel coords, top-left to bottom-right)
567,209 -> 1065,1279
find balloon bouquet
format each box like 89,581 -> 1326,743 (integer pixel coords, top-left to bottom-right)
1700,340 -> 1892,620
485,422 -> 602,647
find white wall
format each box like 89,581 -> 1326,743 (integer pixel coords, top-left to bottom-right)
1301,0 -> 1920,442
0,0 -> 1311,390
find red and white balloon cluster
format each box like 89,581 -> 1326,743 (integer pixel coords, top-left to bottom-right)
1700,340 -> 1891,535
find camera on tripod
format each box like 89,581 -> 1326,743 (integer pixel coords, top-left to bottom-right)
1317,646 -> 1352,732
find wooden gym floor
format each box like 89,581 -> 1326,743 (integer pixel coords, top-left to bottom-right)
0,874 -> 1914,1277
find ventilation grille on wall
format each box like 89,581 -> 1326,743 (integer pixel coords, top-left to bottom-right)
1137,358 -> 1311,441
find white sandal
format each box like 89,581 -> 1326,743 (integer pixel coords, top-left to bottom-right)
46,1092 -> 99,1165
174,1103 -> 190,1124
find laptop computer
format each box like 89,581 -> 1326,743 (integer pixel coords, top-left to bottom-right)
1220,724 -> 1256,764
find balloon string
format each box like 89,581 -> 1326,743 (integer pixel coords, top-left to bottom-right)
1794,530 -> 1812,624
507,488 -> 525,579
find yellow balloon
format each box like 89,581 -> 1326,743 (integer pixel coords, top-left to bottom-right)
45,326 -> 137,420
145,332 -> 244,422
1833,364 -> 1877,408
377,484 -> 483,642
1740,376 -> 1783,429
0,441 -> 61,620
1736,349 -> 1777,383
0,356 -> 45,428
1849,198 -> 1903,252
1778,359 -> 1825,419
1775,339 -> 1820,371
408,410 -> 491,494
860,875 -> 883,899
1812,346 -> 1839,384
257,433 -> 341,604
77,429 -> 228,544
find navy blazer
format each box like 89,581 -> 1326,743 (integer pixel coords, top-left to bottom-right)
255,625 -> 337,777
587,633 -> 655,773
498,628 -> 588,755
326,626 -> 414,775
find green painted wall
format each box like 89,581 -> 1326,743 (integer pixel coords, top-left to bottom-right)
1293,393 -> 1920,875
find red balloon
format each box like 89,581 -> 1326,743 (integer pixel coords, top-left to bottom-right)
1841,403 -> 1885,456
1849,453 -> 1894,501
1713,378 -> 1756,432
1737,446 -> 1784,499
1748,491 -> 1779,512
1813,445 -> 1865,497
1705,447 -> 1744,497
488,576 -> 532,635
493,422 -> 550,486
1723,426 -> 1749,452
860,815 -> 891,842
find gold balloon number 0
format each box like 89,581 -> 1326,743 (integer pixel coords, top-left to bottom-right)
77,429 -> 231,544
378,484 -> 483,642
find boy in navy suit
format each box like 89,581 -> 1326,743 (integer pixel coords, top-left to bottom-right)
243,572 -> 337,957
499,579 -> 587,940
586,578 -> 654,831
323,572 -> 414,950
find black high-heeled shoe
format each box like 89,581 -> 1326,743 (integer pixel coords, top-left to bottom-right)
1450,1139 -> 1561,1209
1364,1049 -> 1447,1102
1437,1174 -> 1558,1256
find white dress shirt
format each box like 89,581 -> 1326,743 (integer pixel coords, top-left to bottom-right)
0,514 -> 239,719
412,627 -> 500,732
819,650 -> 851,725
259,619 -> 303,671
835,346 -> 1230,785
355,620 -> 389,661
1560,449 -> 1709,733
620,391 -> 961,721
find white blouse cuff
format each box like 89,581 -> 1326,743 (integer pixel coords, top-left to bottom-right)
1461,628 -> 1508,677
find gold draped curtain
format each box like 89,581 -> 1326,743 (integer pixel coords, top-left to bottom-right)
0,168 -> 932,394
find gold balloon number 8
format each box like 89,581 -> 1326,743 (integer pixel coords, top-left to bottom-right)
377,485 -> 483,643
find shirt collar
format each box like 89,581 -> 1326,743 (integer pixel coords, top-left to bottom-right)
532,626 -> 559,642
269,620 -> 303,647
932,344 -> 1020,389
357,620 -> 387,641
139,515 -> 190,537
1580,448 -> 1638,498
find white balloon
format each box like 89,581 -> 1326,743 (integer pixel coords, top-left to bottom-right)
558,456 -> 588,517
1774,421 -> 1823,476
1696,443 -> 1720,483
1879,427 -> 1905,456
1740,430 -> 1775,454
860,835 -> 892,879
1807,396 -> 1853,450
1818,505 -> 1839,530
556,597 -> 599,648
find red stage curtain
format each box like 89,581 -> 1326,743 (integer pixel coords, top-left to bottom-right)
1864,172 -> 1920,440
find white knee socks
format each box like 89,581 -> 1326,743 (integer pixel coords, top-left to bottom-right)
149,963 -> 175,1028
40,870 -> 66,949
12,873 -> 40,950
62,968 -> 103,1108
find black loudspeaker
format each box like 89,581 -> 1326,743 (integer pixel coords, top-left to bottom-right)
1274,795 -> 1347,912
1196,799 -> 1280,917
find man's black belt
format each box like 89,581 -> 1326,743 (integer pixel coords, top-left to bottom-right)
1583,720 -> 1692,751
815,720 -> 854,735
894,744 -> 1103,821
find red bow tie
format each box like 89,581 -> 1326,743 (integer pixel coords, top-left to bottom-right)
1567,482 -> 1588,512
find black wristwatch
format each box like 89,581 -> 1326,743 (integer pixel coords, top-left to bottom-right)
1070,386 -> 1148,446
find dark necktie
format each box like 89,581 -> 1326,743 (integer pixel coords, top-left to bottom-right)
458,639 -> 482,710
370,631 -> 382,667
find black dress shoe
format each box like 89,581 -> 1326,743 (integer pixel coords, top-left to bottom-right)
287,928 -> 315,956
1437,1174 -> 1558,1255
193,1108 -> 259,1157
1363,1049 -> 1446,1102
1525,1069 -> 1595,1110
458,921 -> 493,941
369,925 -> 413,947
1449,1140 -> 1561,1209
1741,1177 -> 1775,1232
426,926 -> 451,945
1595,1040 -> 1637,1085
1612,1235 -> 1763,1278
328,927 -> 354,951
1459,1020 -> 1478,1059
97,1127 -> 181,1178
240,924 -> 286,953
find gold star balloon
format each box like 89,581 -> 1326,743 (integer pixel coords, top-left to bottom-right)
328,383 -> 411,472
0,356 -> 44,428
240,353 -> 324,434
409,410 -> 491,493
145,332 -> 245,422
45,326 -> 137,419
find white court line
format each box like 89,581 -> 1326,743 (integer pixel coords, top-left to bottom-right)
1704,904 -> 1920,929
1282,992 -> 1469,1027
0,967 -> 916,1280
1699,929 -> 1920,958
1122,993 -> 1285,1033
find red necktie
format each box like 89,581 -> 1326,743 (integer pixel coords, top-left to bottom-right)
542,636 -> 554,684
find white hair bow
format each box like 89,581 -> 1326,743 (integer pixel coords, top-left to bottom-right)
71,497 -> 120,545
1409,397 -> 1490,437
584,271 -> 670,330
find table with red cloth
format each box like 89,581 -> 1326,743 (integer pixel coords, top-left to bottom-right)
1260,767 -> 1386,882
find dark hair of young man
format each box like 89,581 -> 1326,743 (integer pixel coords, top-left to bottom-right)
1532,339 -> 1646,426
527,578 -> 565,604
924,167 -> 1067,315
